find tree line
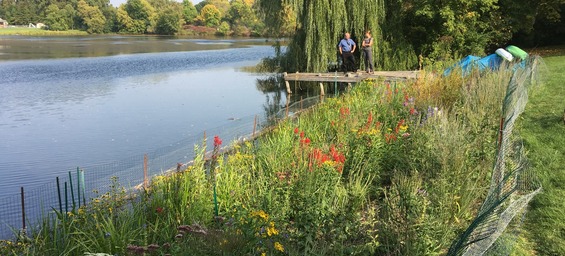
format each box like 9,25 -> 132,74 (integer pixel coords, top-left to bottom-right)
0,0 -> 278,36
258,0 -> 565,72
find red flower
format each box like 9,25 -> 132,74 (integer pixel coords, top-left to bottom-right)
214,136 -> 222,147
339,107 -> 350,118
300,131 -> 305,138
156,207 -> 164,214
294,127 -> 299,134
365,111 -> 373,130
395,119 -> 405,134
385,133 -> 397,143
410,107 -> 417,115
300,137 -> 311,145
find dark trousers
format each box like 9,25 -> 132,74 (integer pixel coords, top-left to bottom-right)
363,48 -> 374,71
342,51 -> 356,72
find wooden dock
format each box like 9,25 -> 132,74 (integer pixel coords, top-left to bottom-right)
282,70 -> 419,94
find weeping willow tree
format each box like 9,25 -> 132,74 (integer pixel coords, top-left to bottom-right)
258,0 -> 417,72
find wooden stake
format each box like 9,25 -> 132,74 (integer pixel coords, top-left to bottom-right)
319,83 -> 325,96
285,81 -> 292,94
143,154 -> 148,189
252,115 -> 258,137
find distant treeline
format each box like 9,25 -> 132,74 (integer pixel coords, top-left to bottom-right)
1,0 -> 563,66
0,0 -> 275,36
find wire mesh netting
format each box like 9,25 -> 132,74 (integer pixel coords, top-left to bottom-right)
447,56 -> 544,256
0,94 -> 326,240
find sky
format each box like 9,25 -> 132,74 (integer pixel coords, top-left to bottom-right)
109,0 -> 203,7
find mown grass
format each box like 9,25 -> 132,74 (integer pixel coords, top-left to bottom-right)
0,28 -> 88,36
519,55 -> 565,255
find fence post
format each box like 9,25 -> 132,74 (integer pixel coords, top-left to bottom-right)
319,83 -> 325,96
252,115 -> 258,137
64,182 -> 68,213
69,171 -> 75,209
56,177 -> 63,213
20,187 -> 26,231
143,154 -> 148,190
76,167 -> 81,207
79,169 -> 86,206
300,96 -> 303,111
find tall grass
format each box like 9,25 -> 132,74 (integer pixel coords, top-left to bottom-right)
0,65 -> 526,255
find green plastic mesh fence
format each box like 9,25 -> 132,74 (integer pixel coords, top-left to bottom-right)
447,57 -> 544,256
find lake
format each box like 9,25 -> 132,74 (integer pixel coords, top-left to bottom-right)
0,36 -> 307,200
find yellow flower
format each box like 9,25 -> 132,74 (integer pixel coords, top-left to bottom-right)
251,210 -> 269,221
108,207 -> 113,214
267,222 -> 279,236
399,124 -> 409,132
78,207 -> 85,215
67,211 -> 74,217
274,242 -> 284,252
261,253 -> 266,256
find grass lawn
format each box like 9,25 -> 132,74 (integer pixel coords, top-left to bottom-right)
0,27 -> 87,36
520,55 -> 565,255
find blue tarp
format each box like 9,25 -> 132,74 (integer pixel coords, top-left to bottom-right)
444,54 -> 503,76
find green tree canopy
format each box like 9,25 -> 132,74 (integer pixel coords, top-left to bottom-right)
45,4 -> 72,31
182,0 -> 198,24
77,0 -> 106,33
198,4 -> 221,27
155,4 -> 183,35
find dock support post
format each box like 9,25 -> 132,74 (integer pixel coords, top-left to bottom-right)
285,94 -> 290,118
285,81 -> 292,94
319,83 -> 325,96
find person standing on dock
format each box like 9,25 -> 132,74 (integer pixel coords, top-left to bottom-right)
339,32 -> 356,73
362,31 -> 374,74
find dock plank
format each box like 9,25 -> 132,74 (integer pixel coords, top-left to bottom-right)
283,71 -> 419,83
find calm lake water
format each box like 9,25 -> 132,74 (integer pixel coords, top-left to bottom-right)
0,36 -> 296,198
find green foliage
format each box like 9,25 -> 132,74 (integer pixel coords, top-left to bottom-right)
77,0 -> 106,34
117,0 -> 156,34
182,0 -> 197,24
45,4 -> 72,31
198,4 -> 221,27
155,5 -> 182,35
216,21 -> 230,36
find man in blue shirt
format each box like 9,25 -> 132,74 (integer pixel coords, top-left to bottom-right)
339,32 -> 356,72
